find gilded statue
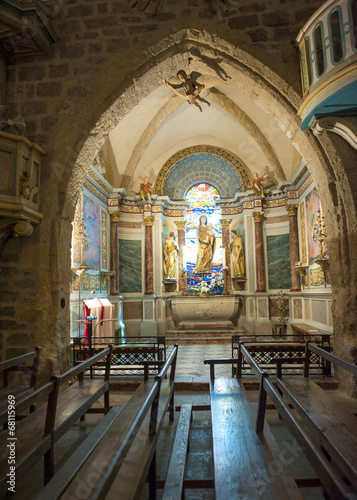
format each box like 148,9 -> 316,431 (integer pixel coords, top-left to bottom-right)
249,171 -> 269,197
194,215 -> 215,273
140,176 -> 152,203
162,70 -> 211,113
163,231 -> 178,279
230,230 -> 245,277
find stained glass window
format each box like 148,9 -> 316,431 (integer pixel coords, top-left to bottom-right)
185,183 -> 223,290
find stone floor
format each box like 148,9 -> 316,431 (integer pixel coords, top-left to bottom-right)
8,344 -> 357,500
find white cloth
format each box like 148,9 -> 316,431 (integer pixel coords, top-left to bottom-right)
83,298 -> 115,338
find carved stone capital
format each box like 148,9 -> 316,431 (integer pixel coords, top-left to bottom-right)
109,211 -> 120,223
174,220 -> 186,230
143,216 -> 155,227
220,219 -> 232,229
252,211 -> 264,223
286,204 -> 299,216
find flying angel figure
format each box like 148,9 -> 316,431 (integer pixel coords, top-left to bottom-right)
162,70 -> 210,112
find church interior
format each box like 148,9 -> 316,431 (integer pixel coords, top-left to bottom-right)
0,0 -> 357,498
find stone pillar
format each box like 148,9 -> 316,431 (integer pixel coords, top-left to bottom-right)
175,221 -> 186,293
143,216 -> 155,295
220,219 -> 232,291
253,211 -> 266,293
286,204 -> 301,292
109,211 -> 120,296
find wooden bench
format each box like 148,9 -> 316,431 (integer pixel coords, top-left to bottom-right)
277,342 -> 357,493
291,322 -> 332,344
0,347 -> 41,422
162,403 -> 192,500
0,346 -> 112,497
204,357 -> 303,500
35,344 -> 179,500
237,341 -> 357,500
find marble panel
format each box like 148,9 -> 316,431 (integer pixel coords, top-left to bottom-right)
119,239 -> 142,293
123,301 -> 142,320
267,234 -> 291,290
293,298 -> 303,319
311,299 -> 327,325
257,298 -> 268,318
156,300 -> 162,320
249,298 -> 255,318
144,301 -> 154,320
328,300 -> 333,326
304,298 -> 311,320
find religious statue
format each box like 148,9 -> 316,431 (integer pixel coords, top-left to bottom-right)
162,70 -> 211,112
19,171 -> 31,199
194,215 -> 215,273
249,171 -> 269,197
140,176 -> 152,203
163,231 -> 178,279
230,230 -> 245,277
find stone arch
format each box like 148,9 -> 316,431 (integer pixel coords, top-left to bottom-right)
58,29 -> 356,392
153,145 -> 250,200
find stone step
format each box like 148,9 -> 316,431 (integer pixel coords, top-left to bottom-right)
165,328 -> 246,345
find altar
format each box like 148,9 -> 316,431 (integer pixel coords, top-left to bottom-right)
169,295 -> 240,329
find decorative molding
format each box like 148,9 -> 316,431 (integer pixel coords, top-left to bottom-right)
109,210 -> 120,223
220,218 -> 232,229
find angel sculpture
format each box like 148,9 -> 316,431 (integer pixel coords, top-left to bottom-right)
162,70 -> 210,112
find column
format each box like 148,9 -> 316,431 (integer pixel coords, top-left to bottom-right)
143,216 -> 155,295
286,204 -> 301,292
109,211 -> 120,296
175,221 -> 186,293
253,211 -> 266,293
220,219 -> 232,291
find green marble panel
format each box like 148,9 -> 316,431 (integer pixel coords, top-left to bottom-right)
119,239 -> 142,293
267,234 -> 291,290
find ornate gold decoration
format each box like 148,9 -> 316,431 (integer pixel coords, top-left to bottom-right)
299,201 -> 307,264
120,205 -> 143,213
175,221 -> 186,230
310,268 -> 325,286
82,274 -> 100,291
252,211 -> 264,223
109,210 -> 120,223
101,210 -> 107,270
153,145 -> 250,196
277,289 -> 288,322
83,179 -> 107,204
164,209 -> 185,217
298,175 -> 313,198
143,216 -> 155,226
220,219 -> 232,229
286,204 -> 298,216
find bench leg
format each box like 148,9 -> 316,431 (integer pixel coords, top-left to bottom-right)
148,452 -> 156,500
104,389 -> 110,414
44,446 -> 54,484
169,393 -> 174,423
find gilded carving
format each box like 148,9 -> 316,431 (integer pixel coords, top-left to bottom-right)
164,209 -> 185,217
109,210 -> 120,223
175,221 -> 187,230
72,200 -> 82,264
310,268 -> 325,286
220,218 -> 232,229
83,179 -> 107,204
286,204 -> 298,216
252,211 -> 264,223
101,210 -> 107,270
143,216 -> 155,226
300,201 -> 307,264
82,274 -> 100,291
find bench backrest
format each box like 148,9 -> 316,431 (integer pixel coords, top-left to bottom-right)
0,347 -> 41,388
59,345 -> 113,386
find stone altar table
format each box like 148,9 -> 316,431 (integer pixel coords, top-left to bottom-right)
169,295 -> 240,329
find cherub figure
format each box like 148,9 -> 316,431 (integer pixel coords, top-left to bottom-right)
162,70 -> 211,112
140,176 -> 152,203
249,171 -> 269,197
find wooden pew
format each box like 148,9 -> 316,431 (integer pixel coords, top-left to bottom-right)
162,403 -> 192,500
0,346 -> 112,496
277,342 -> 357,492
35,344 -> 179,500
204,357 -> 303,500
290,322 -> 331,345
237,341 -> 357,500
0,347 -> 41,421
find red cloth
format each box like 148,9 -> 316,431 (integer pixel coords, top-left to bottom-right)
83,302 -> 90,343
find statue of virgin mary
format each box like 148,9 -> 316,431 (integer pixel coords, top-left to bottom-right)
194,215 -> 215,273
